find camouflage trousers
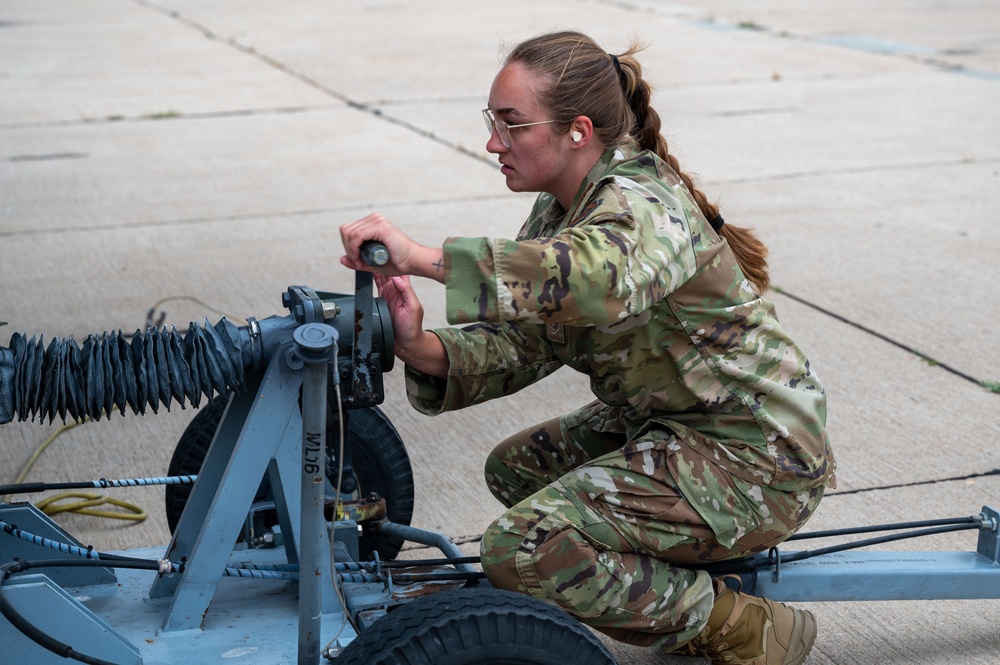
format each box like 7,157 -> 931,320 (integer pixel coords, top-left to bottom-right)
480,401 -> 825,650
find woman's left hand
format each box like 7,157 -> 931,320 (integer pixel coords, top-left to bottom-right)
374,274 -> 448,377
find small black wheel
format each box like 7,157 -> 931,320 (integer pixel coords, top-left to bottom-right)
337,587 -> 617,665
165,396 -> 414,560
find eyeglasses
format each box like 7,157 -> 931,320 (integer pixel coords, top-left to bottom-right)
482,108 -> 556,149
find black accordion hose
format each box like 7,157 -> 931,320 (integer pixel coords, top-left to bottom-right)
0,318 -> 246,425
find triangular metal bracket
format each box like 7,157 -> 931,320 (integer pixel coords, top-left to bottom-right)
147,339 -> 334,633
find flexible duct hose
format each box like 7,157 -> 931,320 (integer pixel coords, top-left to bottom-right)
0,285 -> 393,425
0,318 -> 245,425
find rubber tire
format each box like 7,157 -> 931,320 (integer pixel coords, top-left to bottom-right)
337,587 -> 617,665
165,396 -> 414,560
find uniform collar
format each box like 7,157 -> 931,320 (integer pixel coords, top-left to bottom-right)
562,139 -> 643,221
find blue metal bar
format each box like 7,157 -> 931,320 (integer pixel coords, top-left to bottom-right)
150,359 -> 303,627
740,550 -> 1000,602
294,323 -> 338,665
714,506 -> 1000,602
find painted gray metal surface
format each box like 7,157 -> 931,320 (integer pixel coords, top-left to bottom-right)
739,548 -> 1000,602
294,322 -> 338,665
148,357 -> 305,630
7,548 -> 355,665
977,505 -> 1000,563
2,510 -> 999,664
2,575 -> 141,665
0,503 -> 116,588
0,281 -> 997,662
719,506 -> 1000,602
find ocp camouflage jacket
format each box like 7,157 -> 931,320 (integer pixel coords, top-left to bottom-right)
406,140 -> 835,491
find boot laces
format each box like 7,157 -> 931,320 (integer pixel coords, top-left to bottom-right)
682,628 -> 738,662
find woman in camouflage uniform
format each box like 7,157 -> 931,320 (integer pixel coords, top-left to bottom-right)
341,31 -> 836,665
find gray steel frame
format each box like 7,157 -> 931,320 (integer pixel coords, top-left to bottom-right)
714,505 -> 1000,602
0,280 -> 998,664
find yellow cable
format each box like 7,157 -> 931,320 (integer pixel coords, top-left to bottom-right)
3,415 -> 148,523
35,492 -> 147,521
1,420 -> 83,503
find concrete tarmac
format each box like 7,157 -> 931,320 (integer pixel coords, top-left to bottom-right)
1,1 -> 998,663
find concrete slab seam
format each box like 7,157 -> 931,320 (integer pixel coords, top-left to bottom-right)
129,0 -> 497,168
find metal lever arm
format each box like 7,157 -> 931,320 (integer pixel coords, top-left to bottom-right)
360,241 -> 390,267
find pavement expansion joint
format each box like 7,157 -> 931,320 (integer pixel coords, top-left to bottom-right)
828,468 -> 1000,497
773,287 -> 989,389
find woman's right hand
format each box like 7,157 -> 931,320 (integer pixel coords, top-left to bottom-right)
340,213 -> 412,274
340,213 -> 445,283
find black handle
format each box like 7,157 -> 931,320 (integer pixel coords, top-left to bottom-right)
360,241 -> 390,267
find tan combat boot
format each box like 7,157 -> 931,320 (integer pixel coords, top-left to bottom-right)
683,581 -> 816,665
